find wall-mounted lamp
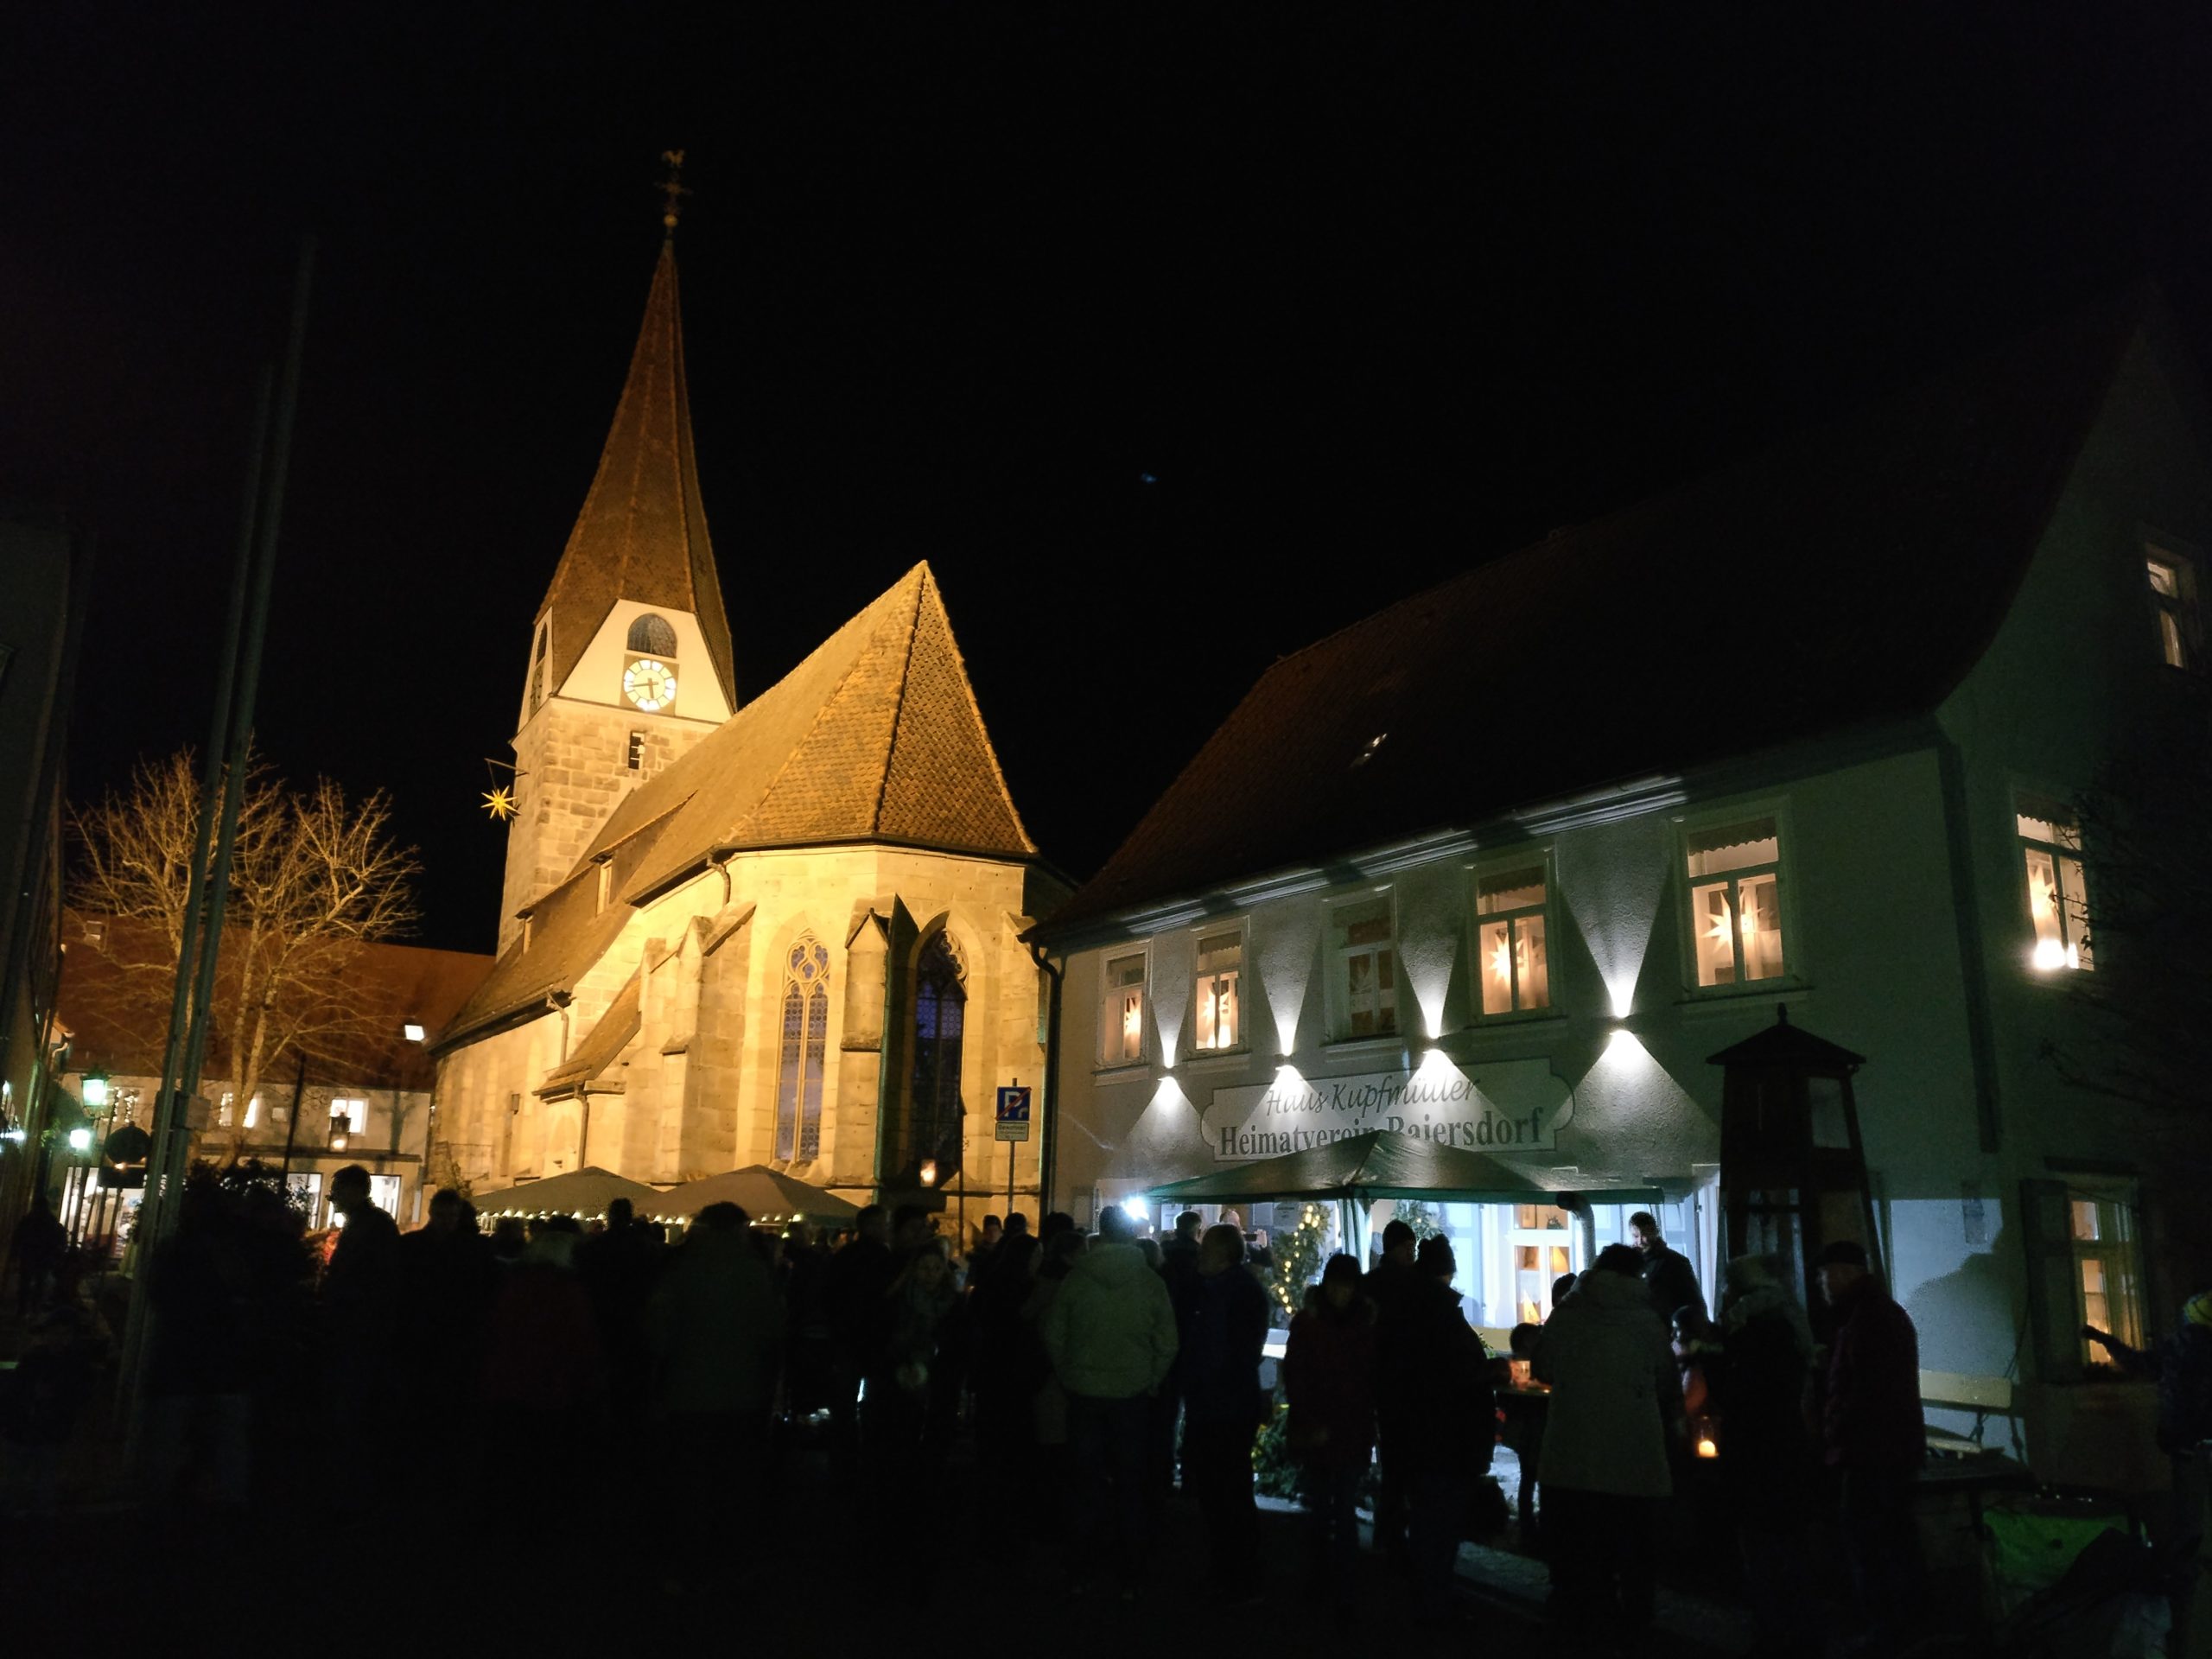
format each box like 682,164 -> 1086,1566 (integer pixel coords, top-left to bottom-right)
81,1071 -> 110,1109
918,1158 -> 938,1187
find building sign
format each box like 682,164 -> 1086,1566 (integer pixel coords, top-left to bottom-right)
995,1084 -> 1033,1142
1203,1058 -> 1573,1162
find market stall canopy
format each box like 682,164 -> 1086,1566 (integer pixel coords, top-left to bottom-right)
654,1165 -> 861,1224
1144,1131 -> 1659,1206
469,1166 -> 673,1222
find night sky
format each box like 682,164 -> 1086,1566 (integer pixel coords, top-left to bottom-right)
10,6 -> 2212,954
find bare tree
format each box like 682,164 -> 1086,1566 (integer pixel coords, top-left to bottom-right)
72,747 -> 422,1157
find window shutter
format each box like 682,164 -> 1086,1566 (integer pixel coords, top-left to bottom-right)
2018,1178 -> 2079,1382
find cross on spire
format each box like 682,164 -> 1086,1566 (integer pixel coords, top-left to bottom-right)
658,149 -> 690,238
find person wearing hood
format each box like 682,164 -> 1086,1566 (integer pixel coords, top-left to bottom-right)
1041,1205 -> 1178,1599
2087,1290 -> 2212,1650
1533,1242 -> 1683,1641
1713,1253 -> 1821,1658
1284,1253 -> 1377,1622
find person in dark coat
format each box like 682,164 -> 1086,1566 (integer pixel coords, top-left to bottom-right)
1816,1239 -> 1925,1650
321,1164 -> 402,1443
1147,1210 -> 1205,1510
1284,1253 -> 1376,1620
480,1217 -> 605,1479
394,1187 -> 493,1467
1713,1253 -> 1821,1658
144,1179 -> 256,1507
2088,1289 -> 2212,1649
10,1196 -> 65,1316
820,1204 -> 893,1470
1364,1217 -> 1422,1564
1402,1235 -> 1497,1625
969,1230 -> 1044,1505
1180,1223 -> 1270,1590
576,1196 -> 661,1424
1630,1211 -> 1702,1324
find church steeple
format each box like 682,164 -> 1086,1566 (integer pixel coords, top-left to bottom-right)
499,200 -> 738,954
524,237 -> 737,722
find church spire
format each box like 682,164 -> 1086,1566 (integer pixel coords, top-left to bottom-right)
530,221 -> 736,715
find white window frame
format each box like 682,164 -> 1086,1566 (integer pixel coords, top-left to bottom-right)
1324,888 -> 1402,1045
2016,788 -> 2093,975
1470,850 -> 1560,1021
329,1096 -> 368,1135
1676,804 -> 1798,996
1097,948 -> 1149,1069
2145,537 -> 2202,673
1189,919 -> 1249,1058
2066,1175 -> 2145,1367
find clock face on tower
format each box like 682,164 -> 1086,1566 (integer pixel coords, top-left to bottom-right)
622,658 -> 677,712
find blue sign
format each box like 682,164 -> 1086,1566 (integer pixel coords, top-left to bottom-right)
995,1085 -> 1032,1141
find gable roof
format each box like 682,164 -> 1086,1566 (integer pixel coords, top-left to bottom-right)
58,916 -> 492,1090
534,241 -> 737,710
1042,297 -> 2151,938
439,562 -> 1034,1049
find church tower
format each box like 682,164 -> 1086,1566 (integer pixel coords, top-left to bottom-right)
499,234 -> 736,951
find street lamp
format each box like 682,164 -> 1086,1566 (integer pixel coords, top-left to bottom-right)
81,1070 -> 110,1109
67,1127 -> 93,1154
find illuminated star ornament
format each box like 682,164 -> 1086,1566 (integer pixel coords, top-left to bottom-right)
482,785 -> 517,822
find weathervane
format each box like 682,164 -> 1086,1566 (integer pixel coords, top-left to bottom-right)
658,149 -> 690,237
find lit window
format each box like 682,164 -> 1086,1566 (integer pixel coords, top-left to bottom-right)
2018,796 -> 2091,972
1477,861 -> 1552,1015
2146,548 -> 2199,671
775,934 -> 831,1161
329,1097 -> 367,1135
218,1090 -> 235,1128
244,1095 -> 263,1130
1332,896 -> 1398,1039
1685,817 -> 1787,988
2071,1185 -> 2143,1364
1100,954 -> 1146,1065
1192,929 -> 1243,1052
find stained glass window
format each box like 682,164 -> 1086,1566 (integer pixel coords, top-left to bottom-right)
907,933 -> 967,1181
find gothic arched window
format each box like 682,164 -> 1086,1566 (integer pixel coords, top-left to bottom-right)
775,934 -> 831,1161
904,931 -> 967,1181
626,613 -> 679,657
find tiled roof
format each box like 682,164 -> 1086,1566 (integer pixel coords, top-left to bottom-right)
441,563 -> 1034,1049
58,915 -> 492,1088
534,242 -> 737,709
1042,298 -> 2148,936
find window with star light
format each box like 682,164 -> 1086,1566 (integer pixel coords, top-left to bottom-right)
1684,815 -> 1789,988
1474,855 -> 1554,1016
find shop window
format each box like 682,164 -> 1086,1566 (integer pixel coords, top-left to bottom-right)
2018,794 -> 2092,973
1684,816 -> 1787,988
1476,859 -> 1552,1016
2146,546 -> 2199,671
1192,927 -> 1244,1052
775,933 -> 831,1161
1100,952 -> 1147,1065
1330,894 -> 1398,1039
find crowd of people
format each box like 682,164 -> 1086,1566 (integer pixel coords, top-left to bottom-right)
27,1169 -> 2212,1649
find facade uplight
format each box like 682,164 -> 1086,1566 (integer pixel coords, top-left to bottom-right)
403,1021 -> 427,1043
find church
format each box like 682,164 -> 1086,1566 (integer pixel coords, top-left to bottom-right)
431,236 -> 1064,1216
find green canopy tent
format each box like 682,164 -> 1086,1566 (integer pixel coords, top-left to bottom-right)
467,1166 -> 677,1224
654,1165 -> 861,1227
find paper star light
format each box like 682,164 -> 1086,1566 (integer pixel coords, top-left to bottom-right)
482,785 -> 517,822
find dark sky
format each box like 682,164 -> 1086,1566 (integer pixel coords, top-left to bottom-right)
9,5 -> 2212,953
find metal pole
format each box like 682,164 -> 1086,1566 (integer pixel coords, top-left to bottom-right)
277,1048 -> 307,1178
